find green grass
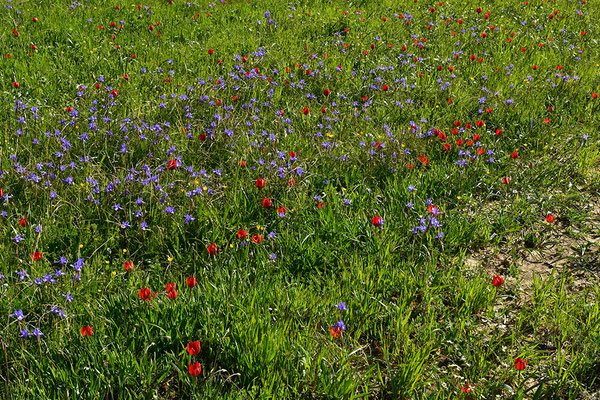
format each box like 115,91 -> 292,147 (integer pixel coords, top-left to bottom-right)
1,0 -> 599,398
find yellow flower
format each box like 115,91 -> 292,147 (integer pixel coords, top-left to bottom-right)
168,257 -> 173,262
123,249 -> 127,253
79,244 -> 84,248
111,271 -> 116,277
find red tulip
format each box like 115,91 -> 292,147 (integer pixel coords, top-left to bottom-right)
207,243 -> 217,255
167,288 -> 177,300
81,326 -> 93,337
262,197 -> 271,208
252,234 -> 263,244
461,382 -> 475,393
256,178 -> 265,189
323,89 -> 330,96
372,216 -> 383,227
13,81 -> 20,88
32,17 -> 38,22
495,129 -> 502,136
167,159 -> 178,170
443,143 -> 451,151
593,93 -> 598,99
208,49 -> 214,55
139,287 -> 155,301
19,217 -> 27,227
31,44 -> 37,50
187,340 -> 200,355
185,277 -> 197,288
476,120 -> 484,128
546,214 -> 555,223
110,89 -> 118,97
511,151 -> 518,159
166,283 -> 176,293
492,275 -> 504,287
148,25 -> 154,31
302,107 -> 310,115
237,229 -> 247,240
514,357 -> 527,371
31,251 -> 43,261
189,362 -> 202,376
330,326 -> 342,338
502,177 -> 511,185
382,84 -> 389,91
124,261 -> 133,271
241,56 -> 248,63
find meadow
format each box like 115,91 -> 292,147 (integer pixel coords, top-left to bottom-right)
1,0 -> 599,398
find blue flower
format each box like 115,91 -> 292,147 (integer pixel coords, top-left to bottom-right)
70,258 -> 87,272
9,309 -> 26,321
31,328 -> 43,338
334,302 -> 348,311
16,270 -> 29,280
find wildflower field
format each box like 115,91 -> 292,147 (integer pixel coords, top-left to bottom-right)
1,0 -> 599,398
